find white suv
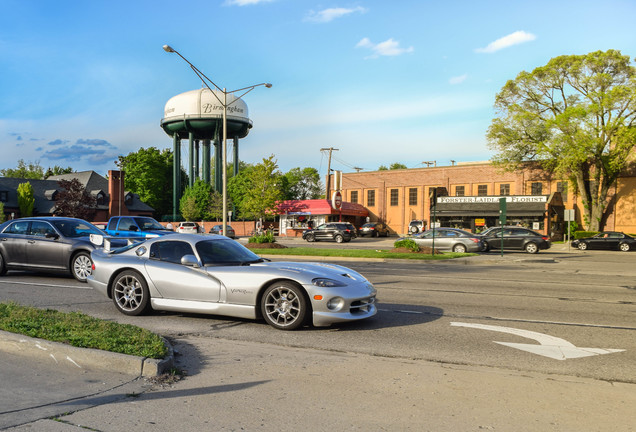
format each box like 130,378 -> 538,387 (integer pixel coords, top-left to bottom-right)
177,222 -> 200,234
409,220 -> 425,234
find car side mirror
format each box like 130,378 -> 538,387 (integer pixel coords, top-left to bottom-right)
129,226 -> 139,232
181,254 -> 200,268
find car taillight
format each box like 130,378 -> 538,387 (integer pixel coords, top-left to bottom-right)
542,236 -> 549,241
470,238 -> 479,243
92,264 -> 95,270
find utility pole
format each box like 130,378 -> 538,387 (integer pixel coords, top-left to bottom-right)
321,147 -> 339,198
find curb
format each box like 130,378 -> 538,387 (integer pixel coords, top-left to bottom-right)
0,329 -> 174,377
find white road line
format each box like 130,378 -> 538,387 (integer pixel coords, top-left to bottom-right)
0,280 -> 92,290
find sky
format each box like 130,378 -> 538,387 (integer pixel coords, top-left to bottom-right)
2,0 -> 636,178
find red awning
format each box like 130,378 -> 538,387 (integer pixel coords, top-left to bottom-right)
277,199 -> 368,217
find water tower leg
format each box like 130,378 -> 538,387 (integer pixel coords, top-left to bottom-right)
188,132 -> 195,187
202,139 -> 211,185
194,140 -> 200,181
173,133 -> 181,221
214,127 -> 222,193
233,136 -> 239,176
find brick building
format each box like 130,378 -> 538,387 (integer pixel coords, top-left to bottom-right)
333,161 -> 636,238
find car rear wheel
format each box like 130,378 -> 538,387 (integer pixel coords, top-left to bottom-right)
578,242 -> 588,251
112,270 -> 151,316
71,252 -> 92,282
452,244 -> 467,253
261,282 -> 308,330
525,242 -> 539,254
619,242 -> 631,252
335,234 -> 344,243
0,252 -> 6,276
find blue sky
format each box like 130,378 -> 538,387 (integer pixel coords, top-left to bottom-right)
2,0 -> 635,177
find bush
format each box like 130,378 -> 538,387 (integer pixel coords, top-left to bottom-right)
248,231 -> 276,244
573,231 -> 599,239
393,238 -> 420,252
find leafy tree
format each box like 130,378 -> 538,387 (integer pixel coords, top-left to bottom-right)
53,179 -> 97,219
44,165 -> 74,177
281,167 -> 323,200
1,160 -> 45,179
227,163 -> 256,219
389,162 -> 408,170
178,180 -> 228,221
378,165 -> 388,170
0,202 -> 5,223
17,182 -> 34,217
118,147 -> 180,218
179,195 -> 199,222
487,50 -> 636,231
235,155 -> 283,221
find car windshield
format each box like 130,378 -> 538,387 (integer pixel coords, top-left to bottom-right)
134,217 -> 166,230
51,220 -> 103,238
196,239 -> 263,266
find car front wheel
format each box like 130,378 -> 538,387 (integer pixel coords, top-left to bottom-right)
261,282 -> 308,330
578,242 -> 588,251
619,242 -> 631,252
525,242 -> 539,254
112,270 -> 151,316
71,252 -> 92,282
305,234 -> 315,242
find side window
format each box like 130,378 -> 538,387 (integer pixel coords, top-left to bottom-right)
150,241 -> 194,264
316,224 -> 327,230
4,221 -> 30,234
107,218 -> 118,231
29,221 -> 57,237
117,217 -> 137,231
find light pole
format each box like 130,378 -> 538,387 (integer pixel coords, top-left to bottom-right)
163,45 -> 272,236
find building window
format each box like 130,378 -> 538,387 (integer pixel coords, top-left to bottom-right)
557,181 -> 568,202
500,184 -> 510,196
477,185 -> 488,196
455,186 -> 465,197
531,182 -> 543,195
0,191 -> 7,202
350,191 -> 358,204
390,189 -> 399,206
367,190 -> 376,207
409,188 -> 417,206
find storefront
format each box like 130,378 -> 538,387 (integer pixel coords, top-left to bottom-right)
277,199 -> 369,237
433,193 -> 565,238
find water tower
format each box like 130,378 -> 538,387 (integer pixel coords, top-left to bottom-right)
160,87 -> 252,218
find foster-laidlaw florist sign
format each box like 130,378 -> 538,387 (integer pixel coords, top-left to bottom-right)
437,196 -> 548,204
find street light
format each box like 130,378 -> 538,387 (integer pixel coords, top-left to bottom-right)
163,45 -> 272,237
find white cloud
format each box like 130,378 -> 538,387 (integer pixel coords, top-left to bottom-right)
356,37 -> 414,59
475,31 -> 536,53
305,6 -> 367,23
225,0 -> 274,6
449,74 -> 468,85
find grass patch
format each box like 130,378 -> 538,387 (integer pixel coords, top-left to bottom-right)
0,302 -> 167,359
247,247 -> 475,260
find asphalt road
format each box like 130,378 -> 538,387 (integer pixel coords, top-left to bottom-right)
0,245 -> 634,384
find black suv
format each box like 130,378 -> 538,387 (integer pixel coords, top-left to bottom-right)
481,227 -> 551,254
302,223 -> 354,243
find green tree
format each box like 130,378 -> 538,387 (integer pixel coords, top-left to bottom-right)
17,182 -> 35,217
236,155 -> 283,221
53,179 -> 97,219
1,160 -> 45,179
378,165 -> 388,170
389,162 -> 408,170
118,147 -> 180,218
0,202 -> 5,223
179,195 -> 199,221
44,165 -> 74,177
281,167 -> 323,200
227,163 -> 256,219
487,50 -> 636,231
178,180 -> 227,221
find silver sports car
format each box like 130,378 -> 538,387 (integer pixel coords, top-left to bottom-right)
87,234 -> 377,330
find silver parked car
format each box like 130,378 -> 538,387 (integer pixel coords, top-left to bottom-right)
0,217 -> 104,282
87,234 -> 377,330
406,228 -> 485,253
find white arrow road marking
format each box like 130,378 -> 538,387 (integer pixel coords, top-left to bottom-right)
451,322 -> 625,360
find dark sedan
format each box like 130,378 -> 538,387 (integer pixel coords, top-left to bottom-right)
571,232 -> 636,252
481,227 -> 551,254
0,217 -> 104,282
209,224 -> 237,239
359,222 -> 390,237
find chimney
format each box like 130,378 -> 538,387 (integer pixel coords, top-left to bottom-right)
108,170 -> 126,218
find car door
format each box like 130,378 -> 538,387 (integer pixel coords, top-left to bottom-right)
413,231 -> 434,248
606,233 -> 623,250
25,221 -> 66,270
433,230 -> 455,251
0,220 -> 30,266
145,240 -> 221,302
485,228 -> 503,250
505,228 -> 526,249
587,234 -> 608,250
314,224 -> 329,241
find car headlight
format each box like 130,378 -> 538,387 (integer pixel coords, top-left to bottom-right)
312,278 -> 346,287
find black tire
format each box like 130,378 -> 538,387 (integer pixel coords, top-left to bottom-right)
619,242 -> 631,252
0,252 -> 6,276
305,234 -> 315,242
71,251 -> 92,282
453,244 -> 467,253
261,282 -> 308,330
409,226 -> 418,234
335,234 -> 344,243
578,242 -> 588,251
112,270 -> 151,316
373,231 -> 378,238
525,242 -> 539,254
